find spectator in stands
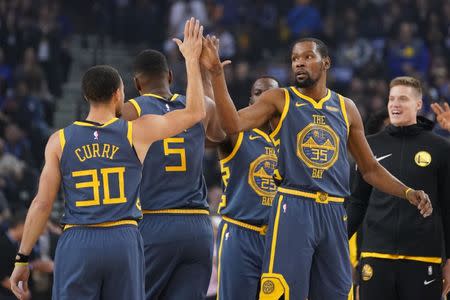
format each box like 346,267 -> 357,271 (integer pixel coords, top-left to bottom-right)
387,21 -> 430,79
286,0 -> 322,39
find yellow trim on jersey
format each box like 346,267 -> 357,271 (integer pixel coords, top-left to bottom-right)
143,93 -> 165,100
171,93 -> 179,101
127,121 -> 133,146
277,187 -> 345,204
349,233 -> 358,268
269,88 -> 290,146
128,99 -> 141,117
73,118 -> 119,127
290,87 -> 331,109
268,195 -> 283,273
360,252 -> 442,264
338,94 -> 350,137
219,132 -> 244,165
63,219 -> 137,231
222,216 -> 267,235
348,285 -> 354,300
142,93 -> 179,102
142,209 -> 210,215
15,262 -> 29,266
252,128 -> 272,143
59,129 -> 66,152
216,222 -> 228,300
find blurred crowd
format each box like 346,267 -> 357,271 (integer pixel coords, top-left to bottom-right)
0,0 -> 72,298
1,0 -> 450,298
80,0 -> 450,120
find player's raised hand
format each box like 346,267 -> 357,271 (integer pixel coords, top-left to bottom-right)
173,17 -> 203,61
406,189 -> 432,217
10,264 -> 30,299
200,35 -> 231,72
431,102 -> 450,131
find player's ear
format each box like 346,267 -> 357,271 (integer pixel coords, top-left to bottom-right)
323,56 -> 331,70
417,98 -> 423,111
168,70 -> 173,85
134,76 -> 141,92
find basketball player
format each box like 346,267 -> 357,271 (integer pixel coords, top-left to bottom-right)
200,36 -> 433,300
9,18 -> 205,300
216,76 -> 279,300
120,25 -> 224,300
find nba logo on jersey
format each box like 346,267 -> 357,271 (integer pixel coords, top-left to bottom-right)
93,131 -> 99,140
165,104 -> 170,111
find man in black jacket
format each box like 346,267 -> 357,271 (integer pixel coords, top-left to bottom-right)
347,76 -> 450,300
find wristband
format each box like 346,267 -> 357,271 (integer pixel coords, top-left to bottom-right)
405,187 -> 413,198
15,252 -> 29,265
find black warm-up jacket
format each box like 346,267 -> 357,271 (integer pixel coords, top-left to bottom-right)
347,117 -> 450,261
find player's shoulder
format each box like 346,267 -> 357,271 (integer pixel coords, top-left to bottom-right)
46,129 -> 64,157
263,87 -> 286,98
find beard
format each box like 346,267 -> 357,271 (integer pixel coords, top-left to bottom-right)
295,74 -> 319,88
295,64 -> 324,88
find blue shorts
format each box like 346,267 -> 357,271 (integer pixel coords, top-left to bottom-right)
216,220 -> 265,300
139,213 -> 213,300
52,225 -> 144,300
260,192 -> 351,300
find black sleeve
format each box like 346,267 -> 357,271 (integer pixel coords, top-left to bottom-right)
437,146 -> 450,258
346,166 -> 373,238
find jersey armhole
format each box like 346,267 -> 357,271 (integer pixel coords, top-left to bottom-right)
269,88 -> 290,146
59,129 -> 66,152
219,132 -> 244,165
127,121 -> 133,147
338,94 -> 350,138
128,99 -> 142,117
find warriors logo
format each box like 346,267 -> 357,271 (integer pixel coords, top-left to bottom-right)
297,123 -> 339,170
262,280 -> 275,294
361,264 -> 373,281
248,152 -> 277,198
414,151 -> 431,167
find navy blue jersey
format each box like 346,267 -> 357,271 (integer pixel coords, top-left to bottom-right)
129,93 -> 207,210
271,87 -> 350,197
59,118 -> 142,225
219,129 -> 277,225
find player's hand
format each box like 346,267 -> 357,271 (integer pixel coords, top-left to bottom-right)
406,189 -> 432,217
431,102 -> 450,131
10,264 -> 30,300
200,35 -> 231,73
173,18 -> 203,61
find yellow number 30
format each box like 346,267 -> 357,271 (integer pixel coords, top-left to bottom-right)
163,138 -> 187,172
72,167 -> 127,207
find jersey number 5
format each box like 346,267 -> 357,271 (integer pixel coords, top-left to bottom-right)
163,138 -> 186,172
73,167 -> 126,207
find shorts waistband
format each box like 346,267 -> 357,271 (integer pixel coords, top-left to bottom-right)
222,216 -> 267,235
63,220 -> 137,231
277,187 -> 345,204
142,209 -> 210,215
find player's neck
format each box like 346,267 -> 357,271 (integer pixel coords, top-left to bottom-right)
140,86 -> 172,99
296,85 -> 328,101
85,105 -> 117,124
